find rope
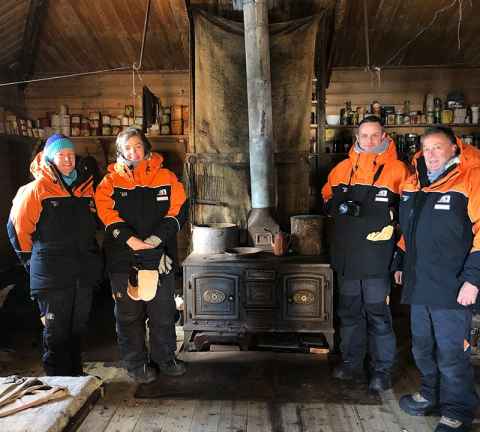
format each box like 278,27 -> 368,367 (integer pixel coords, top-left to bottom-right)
0,0 -> 152,88
383,0 -> 460,66
133,0 -> 152,72
0,66 -> 131,88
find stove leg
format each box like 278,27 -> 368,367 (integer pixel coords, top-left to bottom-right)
325,332 -> 334,352
182,330 -> 194,352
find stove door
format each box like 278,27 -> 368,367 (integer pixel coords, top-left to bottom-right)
282,273 -> 327,321
190,273 -> 240,320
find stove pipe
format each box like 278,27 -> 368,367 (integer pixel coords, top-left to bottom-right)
240,0 -> 279,248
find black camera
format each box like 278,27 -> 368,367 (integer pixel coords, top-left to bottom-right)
338,200 -> 362,217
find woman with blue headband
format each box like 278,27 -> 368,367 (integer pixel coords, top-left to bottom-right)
7,133 -> 103,376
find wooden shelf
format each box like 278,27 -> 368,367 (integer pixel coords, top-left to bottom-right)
0,134 -> 40,141
324,123 -> 480,129
68,134 -> 187,140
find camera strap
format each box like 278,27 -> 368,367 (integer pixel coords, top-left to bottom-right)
345,162 -> 385,203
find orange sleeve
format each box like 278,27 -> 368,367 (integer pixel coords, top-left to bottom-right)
8,183 -> 42,254
152,171 -> 188,240
166,171 -> 187,218
321,179 -> 333,203
94,175 -> 136,243
95,175 -> 127,227
467,167 -> 480,254
459,167 -> 480,286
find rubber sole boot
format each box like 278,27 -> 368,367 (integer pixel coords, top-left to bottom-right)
399,393 -> 439,416
434,416 -> 471,432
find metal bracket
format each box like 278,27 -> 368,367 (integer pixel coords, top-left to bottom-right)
232,0 -> 277,11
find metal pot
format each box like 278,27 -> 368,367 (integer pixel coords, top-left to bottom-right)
192,223 -> 239,254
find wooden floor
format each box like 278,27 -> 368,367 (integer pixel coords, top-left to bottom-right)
78,356 -> 480,432
2,291 -> 480,432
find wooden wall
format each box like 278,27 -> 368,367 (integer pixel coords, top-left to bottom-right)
0,78 -> 28,270
25,71 -> 189,120
325,67 -> 480,116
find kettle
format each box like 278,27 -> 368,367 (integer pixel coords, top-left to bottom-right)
272,231 -> 291,256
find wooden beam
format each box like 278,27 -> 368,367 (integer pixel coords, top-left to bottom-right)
17,0 -> 49,87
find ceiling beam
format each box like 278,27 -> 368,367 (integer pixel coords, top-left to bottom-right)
17,0 -> 49,87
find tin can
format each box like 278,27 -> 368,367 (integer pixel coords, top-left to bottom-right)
441,109 -> 453,124
51,114 -> 61,127
471,106 -> 479,124
171,105 -> 182,121
102,125 -> 112,136
124,105 -> 134,117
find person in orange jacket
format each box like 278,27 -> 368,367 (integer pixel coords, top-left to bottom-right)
393,126 -> 480,432
7,134 -> 102,376
322,116 -> 409,392
95,127 -> 188,384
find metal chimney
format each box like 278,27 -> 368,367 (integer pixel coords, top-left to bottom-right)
234,0 -> 279,249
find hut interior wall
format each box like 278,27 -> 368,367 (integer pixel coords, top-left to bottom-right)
0,79 -> 28,269
4,65 -> 480,269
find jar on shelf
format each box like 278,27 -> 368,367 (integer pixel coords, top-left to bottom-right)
471,106 -> 479,124
441,109 -> 453,124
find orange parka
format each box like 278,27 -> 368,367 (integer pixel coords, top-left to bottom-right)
321,138 -> 410,279
95,152 -> 188,272
7,153 -> 102,293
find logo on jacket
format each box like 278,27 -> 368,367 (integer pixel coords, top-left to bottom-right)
156,188 -> 169,201
50,200 -> 59,207
434,194 -> 451,210
374,190 -> 388,202
121,192 -> 128,197
112,229 -> 120,238
401,195 -> 410,202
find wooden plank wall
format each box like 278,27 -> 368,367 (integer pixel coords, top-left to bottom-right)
0,79 -> 27,270
325,67 -> 480,116
25,70 -> 189,119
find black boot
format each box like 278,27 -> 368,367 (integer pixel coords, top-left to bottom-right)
369,372 -> 392,392
157,356 -> 187,377
332,362 -> 367,383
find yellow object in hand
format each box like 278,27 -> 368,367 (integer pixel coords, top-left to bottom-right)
366,225 -> 394,241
